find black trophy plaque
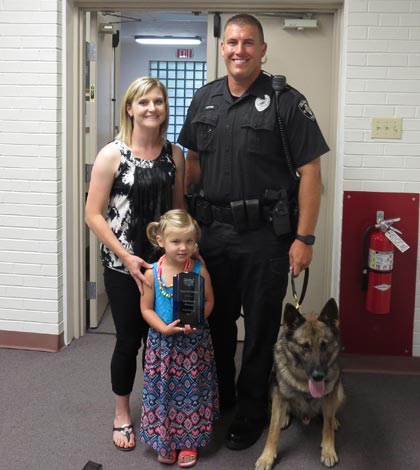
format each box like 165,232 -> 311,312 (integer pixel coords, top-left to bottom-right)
173,271 -> 205,327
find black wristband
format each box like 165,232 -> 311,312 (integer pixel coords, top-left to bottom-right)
296,234 -> 315,245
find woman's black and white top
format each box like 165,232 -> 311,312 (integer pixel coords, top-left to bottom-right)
101,139 -> 176,274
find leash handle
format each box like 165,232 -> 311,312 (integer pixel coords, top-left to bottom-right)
290,267 -> 309,310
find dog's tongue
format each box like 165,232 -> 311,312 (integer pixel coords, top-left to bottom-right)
308,379 -> 325,398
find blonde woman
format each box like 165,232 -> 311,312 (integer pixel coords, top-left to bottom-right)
85,77 -> 185,451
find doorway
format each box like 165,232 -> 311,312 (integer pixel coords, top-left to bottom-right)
68,4 -> 341,342
83,10 -> 209,330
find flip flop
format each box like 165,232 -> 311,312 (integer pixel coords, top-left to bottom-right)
157,450 -> 177,465
112,423 -> 135,451
178,449 -> 198,468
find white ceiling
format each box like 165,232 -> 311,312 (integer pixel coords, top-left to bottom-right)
102,10 -> 325,41
101,10 -> 208,40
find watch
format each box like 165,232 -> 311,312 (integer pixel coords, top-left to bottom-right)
296,233 -> 316,246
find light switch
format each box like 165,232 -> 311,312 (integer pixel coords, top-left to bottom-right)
371,118 -> 402,139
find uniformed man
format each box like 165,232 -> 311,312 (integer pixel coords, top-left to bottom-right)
178,13 -> 329,450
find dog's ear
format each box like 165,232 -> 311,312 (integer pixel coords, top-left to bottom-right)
283,303 -> 305,334
318,298 -> 339,333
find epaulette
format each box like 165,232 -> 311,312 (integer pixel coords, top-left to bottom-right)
200,76 -> 225,89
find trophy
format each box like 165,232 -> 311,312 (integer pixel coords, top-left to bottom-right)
173,271 -> 205,327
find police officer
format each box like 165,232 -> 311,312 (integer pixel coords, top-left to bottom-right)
178,13 -> 329,450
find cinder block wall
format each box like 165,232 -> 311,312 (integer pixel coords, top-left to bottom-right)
342,0 -> 420,355
0,0 -> 64,350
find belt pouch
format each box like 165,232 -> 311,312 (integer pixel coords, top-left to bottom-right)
230,200 -> 247,232
195,197 -> 213,225
272,190 -> 291,235
245,199 -> 261,230
185,193 -> 197,215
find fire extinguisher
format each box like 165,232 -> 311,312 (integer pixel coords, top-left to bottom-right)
362,211 -> 401,314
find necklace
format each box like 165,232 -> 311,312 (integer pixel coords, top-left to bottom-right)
157,255 -> 193,298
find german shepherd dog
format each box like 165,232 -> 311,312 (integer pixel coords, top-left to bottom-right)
256,298 -> 345,470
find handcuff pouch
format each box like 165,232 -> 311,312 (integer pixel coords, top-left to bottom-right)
245,199 -> 261,230
230,200 -> 247,232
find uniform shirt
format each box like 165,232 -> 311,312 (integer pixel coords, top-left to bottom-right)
178,71 -> 329,204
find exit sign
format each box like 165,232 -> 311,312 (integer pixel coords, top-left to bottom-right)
177,49 -> 193,59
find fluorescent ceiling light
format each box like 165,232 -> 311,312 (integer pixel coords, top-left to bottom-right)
135,35 -> 201,45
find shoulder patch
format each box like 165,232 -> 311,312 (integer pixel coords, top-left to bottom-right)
298,99 -> 316,121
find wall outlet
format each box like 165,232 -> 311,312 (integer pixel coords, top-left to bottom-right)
371,117 -> 402,139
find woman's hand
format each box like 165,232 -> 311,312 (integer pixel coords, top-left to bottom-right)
123,253 -> 153,295
192,243 -> 206,265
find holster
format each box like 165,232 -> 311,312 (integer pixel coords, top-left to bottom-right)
264,186 -> 299,236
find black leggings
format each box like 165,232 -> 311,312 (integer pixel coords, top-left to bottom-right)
104,267 -> 149,396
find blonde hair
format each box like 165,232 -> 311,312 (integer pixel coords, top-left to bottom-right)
115,76 -> 170,145
146,209 -> 201,249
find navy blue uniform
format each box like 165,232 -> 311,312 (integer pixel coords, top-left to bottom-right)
178,71 -> 329,418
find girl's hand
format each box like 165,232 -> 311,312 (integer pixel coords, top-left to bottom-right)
182,324 -> 197,335
123,253 -> 153,295
163,320 -> 197,335
164,319 -> 183,335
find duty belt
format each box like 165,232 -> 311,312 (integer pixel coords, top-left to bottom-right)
190,191 -> 295,236
196,198 -> 269,232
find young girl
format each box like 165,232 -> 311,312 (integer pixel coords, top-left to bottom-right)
139,209 -> 219,468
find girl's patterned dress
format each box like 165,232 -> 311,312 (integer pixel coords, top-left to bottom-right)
139,260 -> 219,459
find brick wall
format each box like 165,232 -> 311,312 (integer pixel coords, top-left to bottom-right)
0,0 -> 419,354
0,0 -> 64,341
343,0 -> 420,355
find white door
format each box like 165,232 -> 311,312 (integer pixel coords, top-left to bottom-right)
84,12 -> 113,328
74,7 -> 337,337
207,13 -> 336,336
66,0 -> 340,340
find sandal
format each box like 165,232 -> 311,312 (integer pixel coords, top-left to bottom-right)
157,450 -> 177,465
112,423 -> 135,451
178,449 -> 197,468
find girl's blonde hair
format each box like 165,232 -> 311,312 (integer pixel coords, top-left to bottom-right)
115,76 -> 170,145
146,209 -> 201,249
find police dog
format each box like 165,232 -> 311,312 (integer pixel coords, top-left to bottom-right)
256,298 -> 345,470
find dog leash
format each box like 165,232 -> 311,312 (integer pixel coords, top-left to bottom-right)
290,267 -> 309,311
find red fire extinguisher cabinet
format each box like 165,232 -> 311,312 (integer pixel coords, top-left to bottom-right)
340,191 -> 418,356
